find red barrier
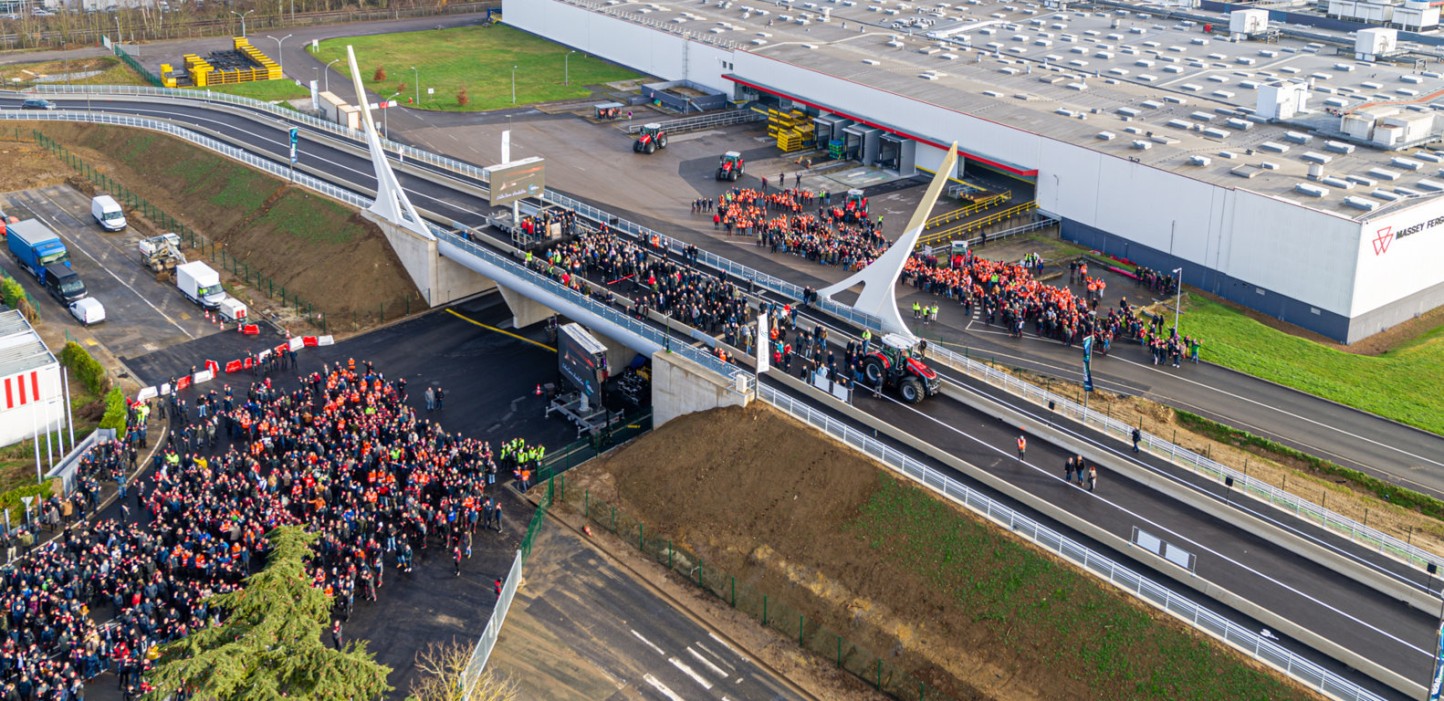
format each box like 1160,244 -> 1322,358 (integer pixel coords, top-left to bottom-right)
274,343 -> 288,356
175,375 -> 192,392
243,357 -> 254,370
240,324 -> 261,336
303,336 -> 318,347
205,360 -> 220,375
225,360 -> 243,374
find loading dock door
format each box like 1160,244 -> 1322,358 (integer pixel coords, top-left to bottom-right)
899,138 -> 917,176
842,124 -> 867,161
859,127 -> 882,165
879,133 -> 904,172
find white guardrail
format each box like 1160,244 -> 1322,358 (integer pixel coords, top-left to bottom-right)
757,383 -> 1387,701
921,342 -> 1444,577
458,550 -> 522,699
10,104 -> 1418,699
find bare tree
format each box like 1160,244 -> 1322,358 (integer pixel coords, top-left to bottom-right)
407,640 -> 519,701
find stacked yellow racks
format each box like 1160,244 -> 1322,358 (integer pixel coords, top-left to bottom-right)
234,37 -> 283,80
183,54 -> 215,87
767,108 -> 813,152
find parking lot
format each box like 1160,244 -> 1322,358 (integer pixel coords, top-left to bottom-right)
0,184 -> 226,364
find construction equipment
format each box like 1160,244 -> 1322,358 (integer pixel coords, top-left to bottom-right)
862,333 -> 941,404
716,151 -> 745,181
836,188 -> 868,223
138,233 -> 187,273
633,123 -> 668,154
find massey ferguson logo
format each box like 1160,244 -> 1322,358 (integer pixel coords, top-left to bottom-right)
1373,226 -> 1394,256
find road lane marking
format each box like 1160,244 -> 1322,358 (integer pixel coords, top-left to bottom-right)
686,647 -> 729,679
630,629 -> 665,656
668,657 -> 713,690
643,674 -> 685,701
693,641 -> 737,676
27,191 -> 193,339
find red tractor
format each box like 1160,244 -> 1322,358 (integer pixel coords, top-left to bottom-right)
716,151 -> 745,181
862,333 -> 941,404
842,188 -> 869,222
633,123 -> 668,154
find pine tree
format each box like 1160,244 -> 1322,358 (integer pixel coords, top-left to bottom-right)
144,526 -> 393,701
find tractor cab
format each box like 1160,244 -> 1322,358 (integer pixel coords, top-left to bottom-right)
841,188 -> 869,222
862,333 -> 942,404
716,151 -> 745,181
633,123 -> 669,154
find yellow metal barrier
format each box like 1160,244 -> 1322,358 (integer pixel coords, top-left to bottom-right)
923,191 -> 1012,229
917,201 -> 1038,249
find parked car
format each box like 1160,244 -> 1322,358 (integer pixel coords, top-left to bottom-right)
68,297 -> 105,326
42,267 -> 86,305
20,98 -> 56,110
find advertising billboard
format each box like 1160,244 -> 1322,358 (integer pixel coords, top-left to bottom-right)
487,157 -> 546,206
558,323 -> 609,400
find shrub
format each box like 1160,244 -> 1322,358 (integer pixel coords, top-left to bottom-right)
373,66 -> 386,82
59,341 -> 110,395
457,87 -> 469,107
0,480 -> 57,526
98,388 -> 127,437
0,274 -> 35,320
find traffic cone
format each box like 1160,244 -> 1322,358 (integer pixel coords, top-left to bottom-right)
534,384 -> 542,397
582,524 -> 592,537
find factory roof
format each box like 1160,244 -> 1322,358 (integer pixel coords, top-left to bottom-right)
0,310 -> 55,381
582,0 -> 1444,218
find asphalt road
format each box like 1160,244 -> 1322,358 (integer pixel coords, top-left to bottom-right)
2,90 -> 1434,696
494,524 -> 801,701
0,184 -> 222,358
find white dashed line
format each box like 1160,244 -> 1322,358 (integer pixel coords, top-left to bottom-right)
669,657 -> 713,690
643,674 -> 685,701
630,629 -> 665,656
687,646 -> 729,679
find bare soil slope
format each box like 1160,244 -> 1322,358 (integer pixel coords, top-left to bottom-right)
569,404 -> 1316,701
35,123 -> 423,331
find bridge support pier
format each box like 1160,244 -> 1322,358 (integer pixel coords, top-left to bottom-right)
496,285 -> 556,329
363,211 -> 495,306
591,329 -> 642,379
651,351 -> 752,427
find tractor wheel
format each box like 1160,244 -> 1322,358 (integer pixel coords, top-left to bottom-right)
658,134 -> 668,148
633,141 -> 642,153
645,141 -> 656,154
899,377 -> 925,405
863,356 -> 886,385
717,169 -> 725,181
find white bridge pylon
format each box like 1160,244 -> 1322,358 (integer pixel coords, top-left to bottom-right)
817,142 -> 959,339
345,45 -> 432,240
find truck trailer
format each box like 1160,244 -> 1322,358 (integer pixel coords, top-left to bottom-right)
5,219 -> 71,281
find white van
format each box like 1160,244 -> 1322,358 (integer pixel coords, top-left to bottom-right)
91,195 -> 126,231
68,297 -> 106,326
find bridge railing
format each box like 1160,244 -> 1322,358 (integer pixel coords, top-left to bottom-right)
921,341 -> 1444,576
757,383 -> 1386,701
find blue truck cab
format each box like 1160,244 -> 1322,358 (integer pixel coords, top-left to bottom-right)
5,219 -> 71,281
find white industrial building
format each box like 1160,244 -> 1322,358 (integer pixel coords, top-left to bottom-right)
0,309 -> 65,448
506,0 -> 1444,343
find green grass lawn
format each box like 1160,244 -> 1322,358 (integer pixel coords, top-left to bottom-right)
313,24 -> 644,112
185,79 -> 311,103
1178,293 -> 1444,435
850,475 -> 1314,700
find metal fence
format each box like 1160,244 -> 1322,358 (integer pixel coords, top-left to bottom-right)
920,342 -> 1444,575
43,428 -> 117,496
755,384 -> 1387,701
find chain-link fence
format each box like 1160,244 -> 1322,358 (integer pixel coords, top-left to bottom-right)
540,411 -> 653,476
555,482 -> 949,701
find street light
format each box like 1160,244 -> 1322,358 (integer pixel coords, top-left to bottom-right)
411,65 -> 419,105
323,58 -> 340,94
266,34 -> 293,75
382,91 -> 400,138
231,10 -> 253,38
565,50 -> 576,86
1172,267 -> 1184,335
511,64 -> 518,104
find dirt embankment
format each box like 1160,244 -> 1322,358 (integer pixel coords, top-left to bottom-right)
33,123 -> 423,333
566,404 -> 1316,701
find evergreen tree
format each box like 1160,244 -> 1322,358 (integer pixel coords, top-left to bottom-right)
144,526 -> 393,701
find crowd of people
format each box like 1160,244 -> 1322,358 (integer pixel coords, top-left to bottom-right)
701,188 -> 890,272
0,358 -> 528,699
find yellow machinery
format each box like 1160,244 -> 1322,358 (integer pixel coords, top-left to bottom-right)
767,108 -> 813,152
184,38 -> 282,88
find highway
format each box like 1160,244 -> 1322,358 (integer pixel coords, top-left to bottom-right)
2,92 -> 1433,698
